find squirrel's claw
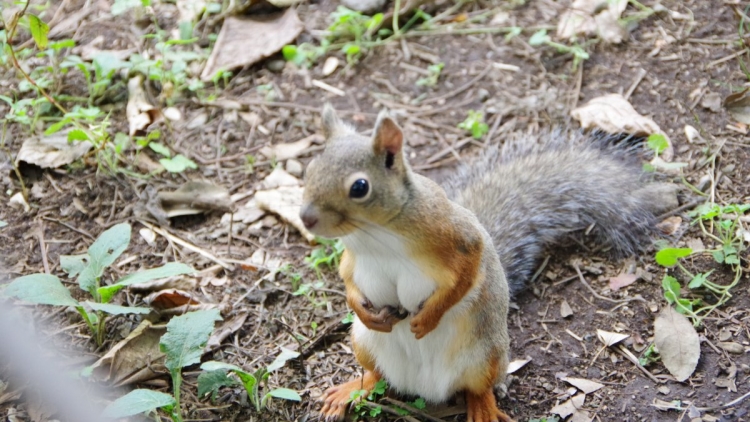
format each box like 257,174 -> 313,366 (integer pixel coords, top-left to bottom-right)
466,389 -> 515,422
358,304 -> 406,332
320,371 -> 381,421
410,308 -> 441,339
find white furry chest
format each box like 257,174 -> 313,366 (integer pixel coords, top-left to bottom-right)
342,228 -> 436,312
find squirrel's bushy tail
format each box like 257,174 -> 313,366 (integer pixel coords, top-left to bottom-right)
443,130 -> 678,297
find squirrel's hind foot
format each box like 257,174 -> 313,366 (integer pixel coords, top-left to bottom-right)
466,389 -> 515,422
319,370 -> 381,421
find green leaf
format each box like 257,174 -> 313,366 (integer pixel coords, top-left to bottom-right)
725,254 -> 740,265
371,379 -> 387,396
83,301 -> 151,315
654,248 -> 692,267
44,118 -> 72,135
60,254 -> 88,278
160,154 -> 198,173
197,370 -> 240,400
528,29 -> 550,46
28,15 -> 49,50
5,274 -> 79,307
410,397 -> 426,409
200,361 -> 243,373
661,275 -> 681,304
341,312 -> 355,324
687,271 -> 713,289
78,223 -> 131,295
282,45 -> 298,62
148,142 -> 171,157
712,250 -> 725,264
98,262 -> 195,303
267,347 -> 300,372
265,388 -> 301,402
647,133 -> 669,154
161,309 -> 222,373
68,129 -> 90,142
102,389 -> 175,418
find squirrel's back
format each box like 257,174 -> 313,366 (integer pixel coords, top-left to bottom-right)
443,130 -> 678,297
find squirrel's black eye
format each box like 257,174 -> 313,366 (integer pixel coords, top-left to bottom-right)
349,179 -> 369,199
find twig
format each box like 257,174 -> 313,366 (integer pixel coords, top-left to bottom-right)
139,220 -> 233,270
36,223 -> 50,274
614,344 -> 662,384
572,263 -> 646,304
623,68 -> 647,100
41,217 -> 95,240
696,389 -> 750,411
363,401 -> 420,422
426,137 -> 473,164
382,397 -> 447,422
656,197 -> 705,220
420,65 -> 492,105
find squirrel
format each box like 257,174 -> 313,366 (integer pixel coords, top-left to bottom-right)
299,104 -> 678,422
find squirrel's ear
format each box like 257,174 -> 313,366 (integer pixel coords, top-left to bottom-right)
372,111 -> 403,157
321,103 -> 344,140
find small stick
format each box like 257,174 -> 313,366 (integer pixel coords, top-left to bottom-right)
573,263 -> 645,304
382,397 -> 448,422
41,217 -> 95,240
36,223 -> 50,274
615,344 -> 661,384
623,68 -> 647,100
420,65 -> 492,105
139,220 -> 233,270
363,401 -> 420,422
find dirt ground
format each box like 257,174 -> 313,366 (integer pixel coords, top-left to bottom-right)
2,0 -> 750,421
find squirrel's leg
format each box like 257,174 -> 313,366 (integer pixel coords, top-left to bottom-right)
341,250 -> 404,332
463,353 -> 515,422
320,340 -> 381,421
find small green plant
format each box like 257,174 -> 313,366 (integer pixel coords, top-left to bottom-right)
103,309 -> 222,421
416,63 -> 444,87
143,131 -> 198,173
528,29 -> 589,70
3,223 -> 195,345
305,238 -> 345,276
351,379 -> 388,418
458,110 -> 489,139
638,344 -> 660,367
282,43 -> 328,68
529,417 -> 560,422
657,202 -> 749,324
341,312 -> 355,324
199,347 -> 301,411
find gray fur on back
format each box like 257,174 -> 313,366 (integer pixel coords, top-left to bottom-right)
443,130 -> 672,298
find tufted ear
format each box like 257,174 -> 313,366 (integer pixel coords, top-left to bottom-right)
372,110 -> 403,157
321,103 -> 345,140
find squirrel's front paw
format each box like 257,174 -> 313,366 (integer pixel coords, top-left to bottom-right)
359,304 -> 406,332
410,309 -> 440,339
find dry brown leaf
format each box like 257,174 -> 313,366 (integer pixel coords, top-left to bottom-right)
16,130 -> 93,169
724,88 -> 750,124
571,93 -> 673,160
255,185 -> 315,242
596,329 -> 629,346
609,273 -> 638,291
717,341 -> 745,354
89,320 -> 167,386
260,136 -> 313,161
562,377 -> 605,394
260,167 -> 301,190
157,181 -> 233,218
506,358 -> 531,374
656,216 -> 682,236
201,10 -> 303,80
207,312 -> 249,350
557,0 -> 628,43
127,75 -> 163,136
653,307 -> 700,382
144,288 -> 202,310
560,299 -> 574,318
550,393 -> 585,418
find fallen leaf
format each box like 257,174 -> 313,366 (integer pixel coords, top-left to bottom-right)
144,289 -> 202,310
322,56 -> 340,76
207,312 -> 249,350
562,377 -> 604,394
657,385 -> 670,395
9,192 -> 30,212
571,93 -> 673,160
557,0 -> 628,43
596,329 -> 629,347
16,130 -> 93,169
653,307 -> 700,382
255,186 -> 315,242
609,273 -> 638,291
157,181 -> 234,218
724,88 -> 750,124
701,92 -> 722,112
90,320 -> 167,386
127,75 -> 163,136
139,228 -> 156,245
656,216 -> 682,236
715,376 -> 737,392
717,341 -> 745,354
506,358 -> 531,374
260,167 -> 300,190
260,136 -> 313,161
201,10 -> 303,81
560,299 -> 574,318
551,393 -> 585,418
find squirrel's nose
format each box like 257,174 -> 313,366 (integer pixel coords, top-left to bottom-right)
300,205 -> 319,229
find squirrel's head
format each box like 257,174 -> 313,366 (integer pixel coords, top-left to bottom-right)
300,104 -> 411,238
